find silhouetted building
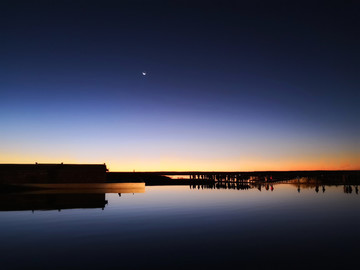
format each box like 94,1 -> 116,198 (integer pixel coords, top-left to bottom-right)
0,164 -> 107,184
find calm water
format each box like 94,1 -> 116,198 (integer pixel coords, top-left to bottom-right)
0,184 -> 359,269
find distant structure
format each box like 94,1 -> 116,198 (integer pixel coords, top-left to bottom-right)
0,163 -> 107,184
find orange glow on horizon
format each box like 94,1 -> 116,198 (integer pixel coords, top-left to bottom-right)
1,151 -> 359,172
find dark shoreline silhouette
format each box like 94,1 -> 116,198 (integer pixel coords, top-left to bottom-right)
1,164 -> 358,212
1,163 -> 360,189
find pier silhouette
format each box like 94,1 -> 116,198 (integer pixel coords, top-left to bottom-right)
108,170 -> 360,185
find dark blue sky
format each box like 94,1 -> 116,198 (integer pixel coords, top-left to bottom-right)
1,0 -> 359,170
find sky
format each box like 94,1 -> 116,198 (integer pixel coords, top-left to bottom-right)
1,0 -> 359,171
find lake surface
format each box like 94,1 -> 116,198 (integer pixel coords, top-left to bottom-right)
0,183 -> 359,269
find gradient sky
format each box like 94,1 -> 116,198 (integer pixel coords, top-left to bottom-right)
1,0 -> 359,171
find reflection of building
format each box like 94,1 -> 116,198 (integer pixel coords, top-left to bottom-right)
0,193 -> 108,212
0,183 -> 146,212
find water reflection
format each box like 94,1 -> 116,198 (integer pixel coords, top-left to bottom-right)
1,181 -> 359,213
344,185 -> 359,194
190,182 -> 252,190
0,182 -> 359,269
0,193 -> 108,212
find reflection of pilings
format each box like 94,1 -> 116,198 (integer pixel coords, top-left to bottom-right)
212,174 -> 250,183
291,183 -> 359,194
252,183 -> 277,192
190,183 -> 360,194
344,185 -> 354,194
190,182 -> 252,191
189,173 -> 249,182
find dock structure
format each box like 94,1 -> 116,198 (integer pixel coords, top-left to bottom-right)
0,163 -> 108,184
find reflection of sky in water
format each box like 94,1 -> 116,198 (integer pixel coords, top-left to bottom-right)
0,184 -> 359,269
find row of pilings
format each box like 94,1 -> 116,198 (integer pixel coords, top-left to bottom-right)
187,171 -> 360,183
188,173 -> 274,182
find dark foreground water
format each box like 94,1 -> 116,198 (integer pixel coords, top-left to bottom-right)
0,183 -> 359,269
